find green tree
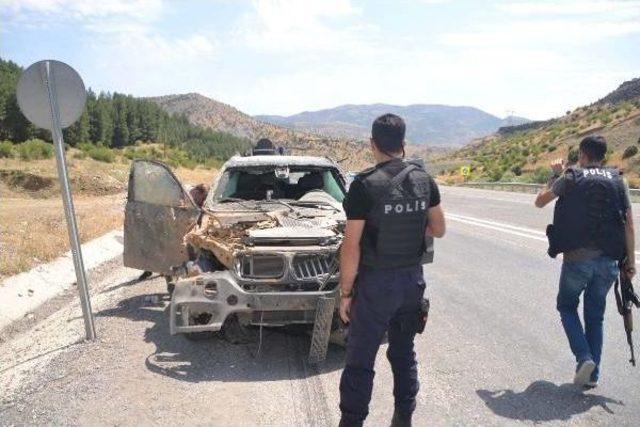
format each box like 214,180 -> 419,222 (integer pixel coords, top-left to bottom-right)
112,96 -> 129,147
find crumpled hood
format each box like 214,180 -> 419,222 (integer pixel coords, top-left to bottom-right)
185,194 -> 345,269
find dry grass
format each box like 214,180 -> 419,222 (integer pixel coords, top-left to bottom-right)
0,153 -> 218,281
0,194 -> 124,280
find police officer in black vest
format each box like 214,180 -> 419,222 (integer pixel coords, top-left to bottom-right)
338,114 -> 446,427
535,135 -> 635,388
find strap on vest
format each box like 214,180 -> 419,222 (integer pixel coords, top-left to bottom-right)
382,164 -> 418,194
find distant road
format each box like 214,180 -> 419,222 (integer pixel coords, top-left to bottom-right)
1,187 -> 638,426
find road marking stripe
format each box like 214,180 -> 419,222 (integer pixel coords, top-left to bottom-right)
447,213 -> 546,237
447,214 -> 548,242
447,213 -> 640,263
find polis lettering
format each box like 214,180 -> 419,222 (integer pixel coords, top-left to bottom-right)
583,168 -> 612,179
384,200 -> 428,214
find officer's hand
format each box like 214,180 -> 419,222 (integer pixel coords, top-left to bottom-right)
551,158 -> 565,175
625,262 -> 637,280
340,297 -> 352,324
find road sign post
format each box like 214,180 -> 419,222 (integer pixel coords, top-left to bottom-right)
17,60 -> 96,341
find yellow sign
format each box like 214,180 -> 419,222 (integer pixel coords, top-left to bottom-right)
460,166 -> 471,177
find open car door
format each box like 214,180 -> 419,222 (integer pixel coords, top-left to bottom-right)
123,160 -> 200,274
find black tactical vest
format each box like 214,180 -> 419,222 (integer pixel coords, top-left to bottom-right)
547,166 -> 626,260
358,159 -> 432,269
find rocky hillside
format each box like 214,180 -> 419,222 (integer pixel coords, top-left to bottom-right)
148,93 -> 293,142
597,77 -> 640,105
148,93 -> 371,171
257,104 -> 529,147
439,78 -> 640,186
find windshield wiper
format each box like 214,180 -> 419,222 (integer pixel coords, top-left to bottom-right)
257,199 -> 295,212
289,200 -> 341,211
218,197 -> 248,203
216,197 -> 257,210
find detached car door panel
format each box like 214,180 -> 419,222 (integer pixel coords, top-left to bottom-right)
123,160 -> 200,274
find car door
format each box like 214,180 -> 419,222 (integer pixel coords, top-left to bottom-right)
123,160 -> 200,274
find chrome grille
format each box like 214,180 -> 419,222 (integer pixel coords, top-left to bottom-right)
292,253 -> 337,281
238,254 -> 285,279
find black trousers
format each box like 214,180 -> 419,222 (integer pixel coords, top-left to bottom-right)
339,264 -> 425,426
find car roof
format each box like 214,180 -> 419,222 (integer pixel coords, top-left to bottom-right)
222,155 -> 338,169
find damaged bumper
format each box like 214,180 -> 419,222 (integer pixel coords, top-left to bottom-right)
169,270 -> 339,335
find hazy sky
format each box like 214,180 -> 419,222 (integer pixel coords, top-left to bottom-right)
2,0 -> 639,120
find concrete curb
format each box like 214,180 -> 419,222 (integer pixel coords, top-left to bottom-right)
0,229 -> 124,331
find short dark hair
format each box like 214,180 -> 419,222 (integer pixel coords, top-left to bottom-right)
372,113 -> 405,154
579,135 -> 607,162
255,138 -> 274,150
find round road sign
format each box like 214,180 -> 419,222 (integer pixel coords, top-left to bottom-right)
16,60 -> 86,129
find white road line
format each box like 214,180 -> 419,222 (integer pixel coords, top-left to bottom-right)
446,214 -> 547,242
447,213 -> 546,237
447,213 -> 640,262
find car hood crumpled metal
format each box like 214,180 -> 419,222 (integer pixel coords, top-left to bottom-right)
184,196 -> 345,270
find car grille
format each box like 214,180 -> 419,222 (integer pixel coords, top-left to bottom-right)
292,253 -> 337,281
238,254 -> 285,279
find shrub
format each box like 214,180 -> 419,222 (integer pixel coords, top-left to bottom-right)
87,145 -> 115,163
500,171 -> 517,182
547,145 -> 557,152
77,142 -> 94,153
0,141 -> 14,158
530,166 -> 552,184
16,139 -> 54,160
567,148 -> 579,164
487,167 -> 504,182
511,165 -> 522,176
623,145 -> 638,159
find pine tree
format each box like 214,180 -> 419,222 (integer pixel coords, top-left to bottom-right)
112,95 -> 129,147
64,108 -> 90,146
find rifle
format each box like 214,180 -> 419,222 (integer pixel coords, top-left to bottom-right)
614,262 -> 640,366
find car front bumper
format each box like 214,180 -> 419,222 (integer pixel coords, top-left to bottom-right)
169,270 -> 339,334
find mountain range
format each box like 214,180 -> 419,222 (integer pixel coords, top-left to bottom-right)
149,93 -> 529,148
256,104 -> 529,147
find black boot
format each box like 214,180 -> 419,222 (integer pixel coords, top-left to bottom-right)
390,410 -> 412,427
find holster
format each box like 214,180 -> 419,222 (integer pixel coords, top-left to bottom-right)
416,298 -> 430,334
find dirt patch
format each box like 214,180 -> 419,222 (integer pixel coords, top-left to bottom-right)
0,170 -> 56,193
0,155 -> 218,279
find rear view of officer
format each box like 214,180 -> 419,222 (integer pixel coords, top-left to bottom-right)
535,135 -> 635,388
338,114 -> 446,427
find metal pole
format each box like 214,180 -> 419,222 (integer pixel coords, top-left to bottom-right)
41,61 -> 96,341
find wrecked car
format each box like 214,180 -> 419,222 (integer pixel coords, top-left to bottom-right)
123,153 -> 348,357
123,151 -> 434,360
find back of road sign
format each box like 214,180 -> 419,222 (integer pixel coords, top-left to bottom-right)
16,60 -> 86,129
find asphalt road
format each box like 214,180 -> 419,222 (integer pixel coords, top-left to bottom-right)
1,186 -> 639,426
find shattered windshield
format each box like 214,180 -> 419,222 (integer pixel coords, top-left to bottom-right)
207,166 -> 346,207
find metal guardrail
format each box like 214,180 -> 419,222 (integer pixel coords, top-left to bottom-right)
461,182 -> 640,203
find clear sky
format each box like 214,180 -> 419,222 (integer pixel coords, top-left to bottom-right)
1,0 -> 639,120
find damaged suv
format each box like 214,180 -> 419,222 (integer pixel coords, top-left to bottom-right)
123,153 -> 347,352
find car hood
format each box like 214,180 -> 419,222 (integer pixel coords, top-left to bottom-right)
184,195 -> 345,269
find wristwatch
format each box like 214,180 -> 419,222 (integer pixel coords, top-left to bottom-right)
340,288 -> 353,298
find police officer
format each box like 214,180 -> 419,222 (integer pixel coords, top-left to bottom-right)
338,114 -> 446,427
535,135 -> 636,388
